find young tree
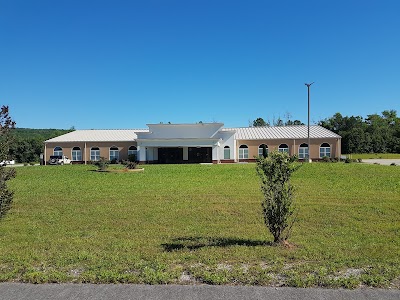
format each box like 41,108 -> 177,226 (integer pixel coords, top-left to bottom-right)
262,144 -> 268,158
256,151 -> 299,244
0,105 -> 16,219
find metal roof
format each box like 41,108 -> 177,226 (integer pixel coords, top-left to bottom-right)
45,125 -> 340,143
222,125 -> 341,140
45,129 -> 149,143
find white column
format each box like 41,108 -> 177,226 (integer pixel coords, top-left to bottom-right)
146,147 -> 154,161
138,145 -> 147,162
216,141 -> 220,163
293,139 -> 296,157
233,139 -> 238,162
84,142 -> 87,165
153,148 -> 158,161
183,147 -> 188,161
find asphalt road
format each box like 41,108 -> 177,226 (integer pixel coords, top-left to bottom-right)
1,284 -> 400,300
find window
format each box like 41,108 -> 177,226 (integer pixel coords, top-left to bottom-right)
239,145 -> 248,159
258,144 -> 268,157
320,143 -> 331,158
298,143 -> 308,159
223,146 -> 230,159
71,147 -> 82,161
109,146 -> 119,161
53,146 -> 63,156
278,144 -> 289,153
128,146 -> 137,160
90,147 -> 100,161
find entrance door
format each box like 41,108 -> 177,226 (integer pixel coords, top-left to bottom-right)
158,148 -> 183,164
188,147 -> 212,163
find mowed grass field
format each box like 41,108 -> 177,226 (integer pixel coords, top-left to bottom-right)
1,163 -> 399,288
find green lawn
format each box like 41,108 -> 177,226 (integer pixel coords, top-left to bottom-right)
1,163 -> 399,288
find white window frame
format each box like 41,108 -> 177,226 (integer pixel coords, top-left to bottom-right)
53,146 -> 63,156
90,147 -> 100,161
128,146 -> 138,159
298,144 -> 308,159
223,146 -> 230,160
109,146 -> 119,161
258,144 -> 268,157
71,147 -> 82,161
320,143 -> 331,158
278,144 -> 289,154
239,145 -> 249,159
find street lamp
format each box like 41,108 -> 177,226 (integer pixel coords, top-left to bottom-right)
305,82 -> 314,163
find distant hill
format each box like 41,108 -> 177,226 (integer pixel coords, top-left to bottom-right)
13,128 -> 73,141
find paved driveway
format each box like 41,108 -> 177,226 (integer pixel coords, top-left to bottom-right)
361,159 -> 400,166
1,284 -> 400,300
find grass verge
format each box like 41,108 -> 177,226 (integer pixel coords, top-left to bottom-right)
1,163 -> 399,287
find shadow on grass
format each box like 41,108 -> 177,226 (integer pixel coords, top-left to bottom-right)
162,236 -> 272,252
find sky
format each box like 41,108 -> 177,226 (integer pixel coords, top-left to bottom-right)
0,0 -> 399,129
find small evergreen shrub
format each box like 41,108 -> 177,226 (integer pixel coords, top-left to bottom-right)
29,162 -> 35,166
93,157 -> 109,171
124,161 -> 138,169
321,156 -> 331,163
110,158 -> 118,164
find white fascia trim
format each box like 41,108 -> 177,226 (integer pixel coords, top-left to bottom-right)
136,138 -> 220,142
137,138 -> 221,148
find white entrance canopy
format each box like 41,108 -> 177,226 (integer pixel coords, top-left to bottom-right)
135,123 -> 235,163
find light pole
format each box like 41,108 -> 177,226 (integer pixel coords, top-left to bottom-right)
305,82 -> 314,163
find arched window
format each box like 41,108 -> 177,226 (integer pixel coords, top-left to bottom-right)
90,147 -> 100,161
71,146 -> 82,161
53,146 -> 63,156
128,146 -> 137,160
224,146 -> 230,160
298,143 -> 308,159
239,145 -> 248,159
320,143 -> 331,158
278,144 -> 289,153
109,146 -> 119,161
258,144 -> 268,157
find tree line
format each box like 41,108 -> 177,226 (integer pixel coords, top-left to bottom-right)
252,109 -> 400,154
318,110 -> 400,154
9,128 -> 72,163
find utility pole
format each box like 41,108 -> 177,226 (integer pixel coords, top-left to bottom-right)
305,82 -> 314,162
